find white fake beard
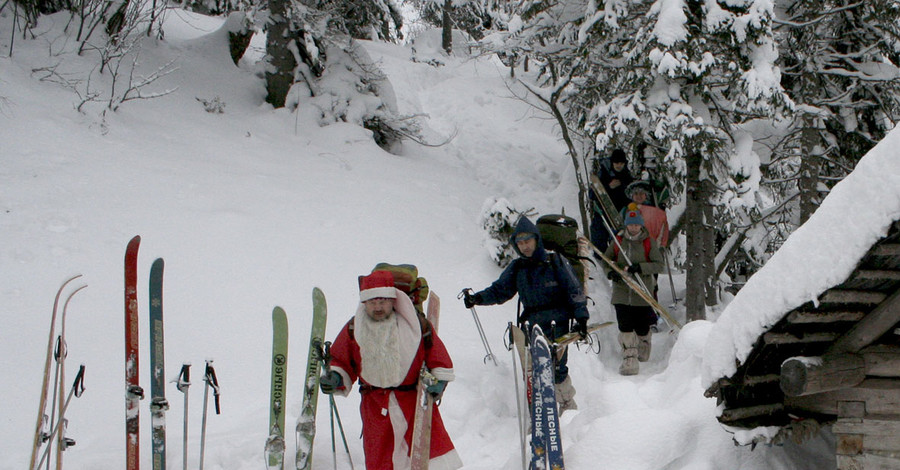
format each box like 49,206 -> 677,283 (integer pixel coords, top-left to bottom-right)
356,313 -> 405,388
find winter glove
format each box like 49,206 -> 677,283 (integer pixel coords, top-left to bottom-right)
573,317 -> 589,339
319,370 -> 343,395
606,270 -> 621,283
626,264 -> 642,274
426,380 -> 448,400
463,292 -> 482,309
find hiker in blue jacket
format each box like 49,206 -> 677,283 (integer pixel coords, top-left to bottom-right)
463,216 -> 589,411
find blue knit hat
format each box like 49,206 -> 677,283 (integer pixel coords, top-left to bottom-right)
623,203 -> 644,226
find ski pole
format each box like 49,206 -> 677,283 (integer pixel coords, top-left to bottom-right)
175,364 -> 191,470
508,323 -> 528,470
458,289 -> 498,366
320,342 -> 355,470
36,365 -> 85,470
662,249 -> 679,304
199,360 -> 220,470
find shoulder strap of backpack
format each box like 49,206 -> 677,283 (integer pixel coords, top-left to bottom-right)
613,236 -> 651,262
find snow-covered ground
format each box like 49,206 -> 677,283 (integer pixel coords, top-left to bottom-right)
2,10 -> 836,470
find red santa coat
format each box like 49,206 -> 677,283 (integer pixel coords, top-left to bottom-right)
329,290 -> 460,470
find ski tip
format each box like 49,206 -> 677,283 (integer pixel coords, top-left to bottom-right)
151,258 -> 164,268
128,235 -> 141,245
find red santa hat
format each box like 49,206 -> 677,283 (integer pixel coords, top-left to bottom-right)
358,270 -> 397,302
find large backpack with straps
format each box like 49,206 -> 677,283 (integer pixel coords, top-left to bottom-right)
536,214 -> 588,285
371,263 -> 430,315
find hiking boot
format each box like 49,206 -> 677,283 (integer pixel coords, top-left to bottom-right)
618,332 -> 639,376
637,333 -> 652,362
555,375 -> 577,412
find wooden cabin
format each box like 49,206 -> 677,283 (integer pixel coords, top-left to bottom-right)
705,220 -> 900,469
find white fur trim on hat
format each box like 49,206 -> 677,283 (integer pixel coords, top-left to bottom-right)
360,286 -> 397,302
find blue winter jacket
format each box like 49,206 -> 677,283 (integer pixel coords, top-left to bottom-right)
475,217 -> 589,334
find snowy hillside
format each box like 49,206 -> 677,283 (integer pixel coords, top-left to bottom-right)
2,10 -> 833,470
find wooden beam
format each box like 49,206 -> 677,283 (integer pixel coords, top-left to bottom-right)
852,270 -> 900,281
784,379 -> 900,416
787,310 -> 866,324
821,290 -> 887,305
719,403 -> 784,423
829,289 -> 900,354
872,244 -> 900,257
764,331 -> 839,345
781,355 -> 866,397
861,345 -> 900,378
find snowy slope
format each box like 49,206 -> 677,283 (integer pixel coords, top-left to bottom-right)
2,10 -> 834,470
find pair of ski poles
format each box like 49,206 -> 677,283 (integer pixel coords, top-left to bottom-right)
317,341 -> 355,470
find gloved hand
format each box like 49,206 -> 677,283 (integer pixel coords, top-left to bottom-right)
426,380 -> 448,400
607,270 -> 621,282
573,317 -> 588,339
626,264 -> 642,274
319,370 -> 343,395
463,292 -> 482,309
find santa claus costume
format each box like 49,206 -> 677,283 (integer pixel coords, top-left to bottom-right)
328,271 -> 462,470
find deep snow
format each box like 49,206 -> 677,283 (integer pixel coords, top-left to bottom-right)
2,9 -> 838,470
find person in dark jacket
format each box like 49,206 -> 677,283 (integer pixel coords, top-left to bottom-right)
589,148 -> 634,252
463,216 -> 589,411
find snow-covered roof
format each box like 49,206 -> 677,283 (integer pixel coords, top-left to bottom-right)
702,126 -> 900,387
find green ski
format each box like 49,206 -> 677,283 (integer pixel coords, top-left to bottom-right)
149,258 -> 169,470
295,288 -> 327,470
265,307 -> 289,470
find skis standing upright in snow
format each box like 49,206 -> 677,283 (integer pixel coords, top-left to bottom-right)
266,307 -> 289,470
409,292 -> 441,470
124,236 -> 143,470
530,325 -> 564,470
149,258 -> 169,470
295,287 -> 327,470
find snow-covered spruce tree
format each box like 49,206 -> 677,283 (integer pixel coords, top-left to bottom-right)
479,197 -> 526,267
769,0 -> 900,225
572,0 -> 791,320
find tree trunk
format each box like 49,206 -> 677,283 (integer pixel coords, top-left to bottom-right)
684,151 -> 710,321
799,117 -> 823,224
441,0 -> 452,55
265,0 -> 296,108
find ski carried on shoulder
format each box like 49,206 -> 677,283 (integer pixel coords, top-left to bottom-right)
265,307 -> 289,470
149,258 -> 169,470
590,179 -> 624,233
588,241 -> 682,330
295,288 -> 327,470
530,325 -> 564,470
410,292 -> 441,470
125,236 -> 143,470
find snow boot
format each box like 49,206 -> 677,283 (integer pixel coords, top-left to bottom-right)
619,332 -> 639,376
555,375 -> 577,412
637,333 -> 652,362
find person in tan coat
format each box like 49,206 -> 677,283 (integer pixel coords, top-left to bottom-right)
603,205 -> 664,375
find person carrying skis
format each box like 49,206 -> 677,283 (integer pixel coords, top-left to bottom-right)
589,148 -> 634,251
603,205 -> 664,376
320,270 -> 462,470
463,216 -> 589,411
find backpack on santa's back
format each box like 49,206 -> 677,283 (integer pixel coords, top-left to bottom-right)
371,263 -> 430,315
536,214 -> 589,285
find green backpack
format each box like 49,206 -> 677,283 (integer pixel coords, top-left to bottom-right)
536,214 -> 588,286
370,263 -> 430,315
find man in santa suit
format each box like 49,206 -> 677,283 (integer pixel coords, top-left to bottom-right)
321,270 -> 462,470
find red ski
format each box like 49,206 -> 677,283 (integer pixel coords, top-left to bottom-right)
125,236 -> 143,470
